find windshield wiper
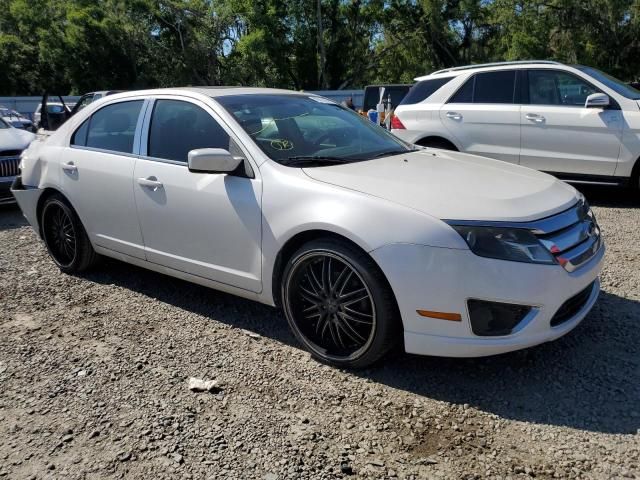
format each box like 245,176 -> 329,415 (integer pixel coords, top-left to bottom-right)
369,149 -> 412,159
279,155 -> 352,166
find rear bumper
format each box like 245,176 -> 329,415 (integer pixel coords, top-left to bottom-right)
9,176 -> 43,232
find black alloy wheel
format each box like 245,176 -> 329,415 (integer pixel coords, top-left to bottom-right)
41,194 -> 97,273
42,201 -> 77,267
282,238 -> 400,368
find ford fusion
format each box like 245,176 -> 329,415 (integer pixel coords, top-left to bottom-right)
11,88 -> 604,368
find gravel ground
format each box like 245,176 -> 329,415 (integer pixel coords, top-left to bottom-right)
0,186 -> 638,480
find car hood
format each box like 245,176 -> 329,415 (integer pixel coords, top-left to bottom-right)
302,150 -> 579,222
0,127 -> 36,151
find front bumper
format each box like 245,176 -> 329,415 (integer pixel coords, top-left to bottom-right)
371,242 -> 604,357
9,176 -> 43,231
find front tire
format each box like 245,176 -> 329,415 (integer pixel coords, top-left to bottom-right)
41,194 -> 97,273
281,238 -> 401,368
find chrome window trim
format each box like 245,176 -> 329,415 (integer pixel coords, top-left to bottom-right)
138,98 -> 155,157
138,95 -> 257,178
136,155 -> 188,167
133,99 -> 152,156
69,145 -> 139,159
69,98 -> 148,156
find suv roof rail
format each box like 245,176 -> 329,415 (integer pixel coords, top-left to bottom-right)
429,60 -> 562,76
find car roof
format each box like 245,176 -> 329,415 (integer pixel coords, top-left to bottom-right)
415,60 -> 564,81
105,87 -> 311,102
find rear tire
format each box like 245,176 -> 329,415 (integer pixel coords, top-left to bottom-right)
41,194 -> 98,273
281,238 -> 401,368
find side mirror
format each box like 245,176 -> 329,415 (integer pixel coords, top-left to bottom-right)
187,148 -> 242,174
585,93 -> 609,109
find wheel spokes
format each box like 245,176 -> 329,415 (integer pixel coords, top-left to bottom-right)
44,205 -> 76,265
337,287 -> 369,307
290,252 -> 376,357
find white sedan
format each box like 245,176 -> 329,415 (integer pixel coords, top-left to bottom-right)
12,88 -> 604,368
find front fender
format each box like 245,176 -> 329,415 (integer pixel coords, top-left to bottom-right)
258,163 -> 467,304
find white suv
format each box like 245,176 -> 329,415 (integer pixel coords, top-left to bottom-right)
391,61 -> 640,189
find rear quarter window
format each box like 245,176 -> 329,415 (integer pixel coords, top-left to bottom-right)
400,77 -> 454,105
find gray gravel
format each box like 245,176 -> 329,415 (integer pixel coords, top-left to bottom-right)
0,186 -> 639,480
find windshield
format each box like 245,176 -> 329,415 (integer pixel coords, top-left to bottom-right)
216,94 -> 411,165
0,118 -> 9,129
576,66 -> 640,100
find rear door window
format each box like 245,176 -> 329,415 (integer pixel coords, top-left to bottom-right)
147,100 -> 231,163
473,71 -> 516,104
448,71 -> 517,104
84,101 -> 144,154
400,77 -> 454,105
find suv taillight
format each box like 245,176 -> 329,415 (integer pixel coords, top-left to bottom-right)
390,115 -> 405,130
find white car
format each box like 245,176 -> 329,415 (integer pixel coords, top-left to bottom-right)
0,118 -> 36,204
391,61 -> 640,189
0,106 -> 35,132
33,102 -> 70,129
12,88 -> 604,367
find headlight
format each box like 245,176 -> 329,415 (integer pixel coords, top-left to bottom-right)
451,226 -> 556,265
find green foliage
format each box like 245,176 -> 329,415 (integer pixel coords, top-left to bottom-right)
0,0 -> 639,95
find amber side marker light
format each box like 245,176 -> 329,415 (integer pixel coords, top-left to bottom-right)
416,310 -> 462,321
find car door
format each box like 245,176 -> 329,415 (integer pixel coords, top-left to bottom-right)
519,69 -> 622,176
69,93 -> 95,117
62,99 -> 147,259
439,70 -> 521,164
133,97 -> 262,293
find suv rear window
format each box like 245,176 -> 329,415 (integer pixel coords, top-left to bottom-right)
448,71 -> 517,104
362,86 -> 411,111
400,77 -> 454,105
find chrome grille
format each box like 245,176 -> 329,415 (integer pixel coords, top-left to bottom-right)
533,199 -> 602,272
0,156 -> 21,178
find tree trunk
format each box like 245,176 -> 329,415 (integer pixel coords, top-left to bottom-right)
316,0 -> 327,89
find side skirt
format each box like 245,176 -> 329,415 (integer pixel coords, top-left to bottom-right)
543,171 -> 629,187
93,244 -> 276,307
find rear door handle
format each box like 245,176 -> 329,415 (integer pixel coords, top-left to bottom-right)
525,113 -> 545,123
446,112 -> 462,120
137,176 -> 163,191
62,161 -> 77,172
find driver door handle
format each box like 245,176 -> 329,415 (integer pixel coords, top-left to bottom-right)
525,113 -> 545,123
62,161 -> 77,172
137,177 -> 163,191
446,111 -> 462,120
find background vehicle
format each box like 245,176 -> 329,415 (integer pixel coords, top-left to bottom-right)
70,90 -> 123,115
361,84 -> 412,114
36,91 -> 121,131
0,106 -> 35,132
12,88 -> 603,368
34,101 -> 71,130
0,118 -> 36,204
391,61 -> 640,189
